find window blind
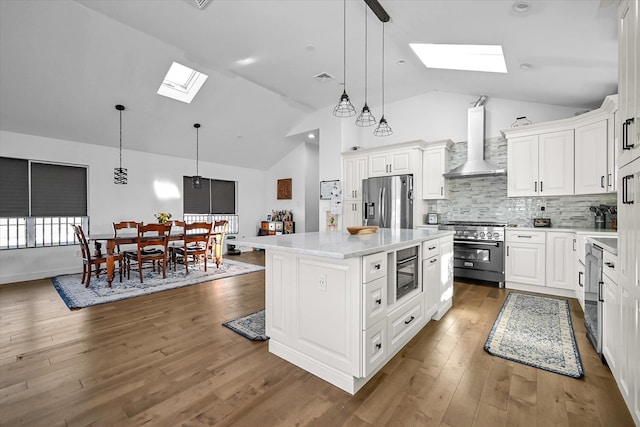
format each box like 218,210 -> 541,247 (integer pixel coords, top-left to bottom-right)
0,157 -> 29,217
211,179 -> 236,214
183,176 -> 211,214
31,162 -> 87,216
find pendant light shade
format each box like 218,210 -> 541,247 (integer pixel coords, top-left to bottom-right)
113,104 -> 128,184
356,6 -> 376,127
333,0 -> 356,118
374,22 -> 393,137
192,123 -> 203,189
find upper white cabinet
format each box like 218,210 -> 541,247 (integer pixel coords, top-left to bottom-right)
422,141 -> 453,200
343,154 -> 368,201
503,95 -> 618,197
618,0 -> 639,167
575,120 -> 609,194
368,149 -> 414,177
507,130 -> 574,197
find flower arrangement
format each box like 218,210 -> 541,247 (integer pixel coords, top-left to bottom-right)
155,212 -> 172,224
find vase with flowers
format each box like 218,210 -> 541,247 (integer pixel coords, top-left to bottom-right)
155,212 -> 172,225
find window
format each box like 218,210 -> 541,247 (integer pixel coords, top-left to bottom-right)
183,176 -> 238,234
0,157 -> 88,249
157,62 -> 208,104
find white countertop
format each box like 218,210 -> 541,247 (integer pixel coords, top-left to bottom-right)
234,229 -> 454,259
588,236 -> 618,255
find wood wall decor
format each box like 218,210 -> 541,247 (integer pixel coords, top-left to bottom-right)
277,178 -> 292,200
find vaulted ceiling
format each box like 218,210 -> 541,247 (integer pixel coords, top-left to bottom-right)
0,0 -> 618,170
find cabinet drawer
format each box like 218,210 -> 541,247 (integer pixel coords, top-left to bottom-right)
506,230 -> 546,244
603,250 -> 617,282
422,240 -> 439,260
363,252 -> 387,283
362,319 -> 387,377
388,297 -> 423,354
363,277 -> 387,329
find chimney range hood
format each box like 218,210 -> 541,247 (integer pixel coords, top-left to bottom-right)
443,96 -> 506,178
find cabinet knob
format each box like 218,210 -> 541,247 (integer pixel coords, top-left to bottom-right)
375,343 -> 382,350
374,263 -> 381,270
375,298 -> 382,305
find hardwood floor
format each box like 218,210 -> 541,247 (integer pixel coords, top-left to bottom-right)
0,251 -> 634,426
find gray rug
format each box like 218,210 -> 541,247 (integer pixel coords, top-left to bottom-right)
223,309 -> 269,341
484,292 -> 584,378
52,259 -> 264,309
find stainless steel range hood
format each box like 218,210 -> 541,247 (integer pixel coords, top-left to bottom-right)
443,96 -> 506,178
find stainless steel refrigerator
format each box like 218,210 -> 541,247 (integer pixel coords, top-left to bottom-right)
362,175 -> 413,228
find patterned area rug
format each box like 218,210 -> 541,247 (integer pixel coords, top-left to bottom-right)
52,259 -> 264,309
223,309 -> 269,341
484,292 -> 584,378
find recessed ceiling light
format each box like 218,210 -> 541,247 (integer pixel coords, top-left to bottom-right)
513,2 -> 531,13
520,63 -> 533,69
397,59 -> 406,65
409,44 -> 508,73
305,44 -> 316,52
307,133 -> 315,139
236,57 -> 256,66
157,62 -> 208,104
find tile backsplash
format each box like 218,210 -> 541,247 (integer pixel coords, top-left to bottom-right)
432,137 -> 617,228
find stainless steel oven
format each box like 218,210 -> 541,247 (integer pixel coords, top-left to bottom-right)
438,221 -> 506,287
396,246 -> 419,301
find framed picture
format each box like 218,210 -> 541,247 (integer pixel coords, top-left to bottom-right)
320,180 -> 340,200
277,178 -> 292,200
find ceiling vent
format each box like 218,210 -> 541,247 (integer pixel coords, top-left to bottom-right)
184,0 -> 212,10
314,72 -> 335,83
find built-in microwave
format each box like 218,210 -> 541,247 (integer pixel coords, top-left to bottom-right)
394,246 -> 420,302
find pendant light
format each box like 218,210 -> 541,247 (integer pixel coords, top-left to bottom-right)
374,22 -> 393,137
355,5 -> 377,127
113,104 -> 128,184
192,123 -> 203,189
333,0 -> 356,117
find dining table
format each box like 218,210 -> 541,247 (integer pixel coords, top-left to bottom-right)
89,229 -> 222,287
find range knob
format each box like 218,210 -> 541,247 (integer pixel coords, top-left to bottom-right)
493,232 -> 500,238
479,232 -> 485,238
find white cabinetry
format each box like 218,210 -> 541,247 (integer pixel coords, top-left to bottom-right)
545,232 -> 575,291
602,250 -> 619,375
343,154 -> 368,201
507,131 -> 574,197
368,149 -> 413,177
506,231 -> 546,286
422,141 -> 453,199
423,240 -> 440,316
361,252 -> 387,376
618,0 -> 639,167
343,202 -> 363,229
575,120 -> 609,194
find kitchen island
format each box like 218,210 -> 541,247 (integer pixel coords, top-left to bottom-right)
236,228 -> 454,394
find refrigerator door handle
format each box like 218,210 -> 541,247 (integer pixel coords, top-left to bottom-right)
380,187 -> 386,227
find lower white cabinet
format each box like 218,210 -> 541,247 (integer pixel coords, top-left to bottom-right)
362,319 -> 387,377
423,256 -> 440,316
603,263 -> 619,374
343,201 -> 362,229
387,295 -> 424,355
506,231 -> 546,286
576,261 -> 586,310
546,232 -> 575,290
363,277 -> 386,329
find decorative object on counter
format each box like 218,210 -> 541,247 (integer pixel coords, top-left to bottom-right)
346,225 -> 378,235
155,212 -> 172,224
355,5 -> 377,127
113,104 -> 128,185
511,116 -> 532,127
374,21 -> 393,137
427,213 -> 439,224
270,210 -> 292,221
276,178 -> 292,199
191,123 -> 203,189
52,259 -> 265,309
222,309 -> 269,341
320,180 -> 340,200
590,204 -> 615,229
484,292 -> 583,378
333,0 -> 356,118
326,211 -> 338,231
533,218 -> 551,227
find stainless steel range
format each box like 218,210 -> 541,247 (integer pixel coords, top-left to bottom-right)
438,221 -> 506,288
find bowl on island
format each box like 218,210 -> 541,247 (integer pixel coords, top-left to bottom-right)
346,226 -> 379,235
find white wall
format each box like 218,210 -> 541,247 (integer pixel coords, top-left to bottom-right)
0,130 -> 267,284
304,143 -> 319,232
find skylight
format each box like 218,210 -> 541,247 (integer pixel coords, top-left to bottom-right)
409,44 -> 508,73
157,62 -> 208,103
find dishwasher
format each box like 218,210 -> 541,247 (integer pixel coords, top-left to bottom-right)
584,242 -> 604,360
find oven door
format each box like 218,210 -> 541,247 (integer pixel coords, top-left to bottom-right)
453,239 -> 504,285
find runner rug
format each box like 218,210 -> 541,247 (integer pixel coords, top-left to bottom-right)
223,309 -> 269,341
484,292 -> 584,378
52,259 -> 264,309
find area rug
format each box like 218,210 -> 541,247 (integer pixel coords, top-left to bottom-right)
223,309 -> 269,341
484,292 -> 583,378
52,259 -> 264,309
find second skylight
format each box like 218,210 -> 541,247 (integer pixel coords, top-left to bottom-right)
157,62 -> 208,104
409,44 -> 508,73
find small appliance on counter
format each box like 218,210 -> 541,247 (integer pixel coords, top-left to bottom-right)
426,213 -> 438,225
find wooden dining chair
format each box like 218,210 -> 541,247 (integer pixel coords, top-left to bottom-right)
172,222 -> 212,274
166,220 -> 185,269
125,223 -> 172,283
208,220 -> 229,268
73,224 -> 122,288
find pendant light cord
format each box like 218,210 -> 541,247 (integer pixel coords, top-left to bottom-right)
343,0 -> 347,90
364,6 -> 368,101
118,108 -> 123,170
196,126 -> 199,176
381,22 -> 385,115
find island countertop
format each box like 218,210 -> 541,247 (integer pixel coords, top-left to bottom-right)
235,228 -> 454,259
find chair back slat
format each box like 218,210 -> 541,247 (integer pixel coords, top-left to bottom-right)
113,221 -> 141,236
137,223 -> 171,251
184,222 -> 212,247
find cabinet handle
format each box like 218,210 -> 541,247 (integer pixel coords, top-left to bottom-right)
534,181 -> 537,192
573,239 -> 576,251
623,118 -> 635,150
517,235 -> 533,238
428,246 -> 436,250
404,315 -> 415,325
598,281 -> 604,302
440,186 -> 443,196
507,246 -> 510,256
354,190 -> 357,198
622,175 -> 635,204
605,261 -> 615,269
375,298 -> 382,305
607,174 -> 612,187
540,181 -> 543,192
374,263 -> 381,270
375,343 -> 382,350
430,258 -> 437,264
601,176 -> 605,188
578,271 -> 584,287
